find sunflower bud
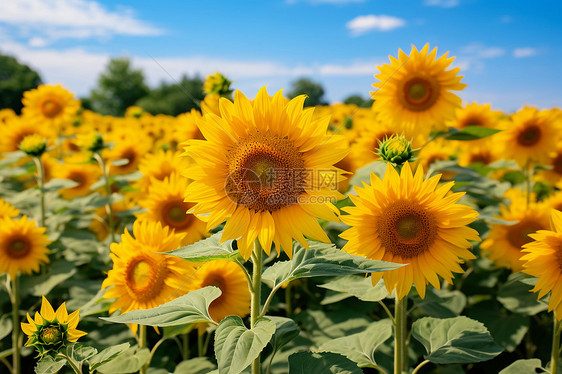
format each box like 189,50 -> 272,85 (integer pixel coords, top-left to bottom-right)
204,72 -> 233,97
76,131 -> 104,153
19,134 -> 47,157
377,135 -> 415,166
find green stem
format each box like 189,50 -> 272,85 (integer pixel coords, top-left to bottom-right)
32,157 -> 45,228
139,325 -> 147,374
394,295 -> 408,374
412,360 -> 430,374
181,333 -> 189,360
285,282 -> 292,316
10,275 -> 20,374
57,353 -> 81,374
93,152 -> 115,243
525,161 -> 533,208
378,300 -> 396,326
251,240 -> 263,374
197,331 -> 204,357
147,338 -> 166,369
552,315 -> 561,374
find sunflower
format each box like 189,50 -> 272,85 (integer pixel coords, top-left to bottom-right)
416,138 -> 458,178
0,108 -> 16,124
54,157 -> 101,199
521,209 -> 562,318
136,150 -> 191,194
173,110 -> 206,147
0,198 -> 20,219
102,221 -> 196,324
104,138 -> 150,176
480,190 -> 550,271
340,162 -> 479,299
0,216 -> 50,278
0,117 -> 54,153
21,296 -> 87,356
89,200 -> 131,241
137,173 -> 207,245
201,94 -> 221,117
371,44 -> 466,139
536,142 -> 562,188
456,138 -> 500,168
22,85 -> 80,130
192,260 -> 250,323
350,122 -> 399,170
448,102 -> 503,130
497,107 -> 561,168
183,88 -> 347,259
545,191 -> 562,212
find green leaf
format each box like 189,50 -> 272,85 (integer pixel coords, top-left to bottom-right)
497,273 -> 547,315
110,158 -> 130,166
498,359 -> 543,374
412,316 -> 503,364
262,241 -> 402,290
165,231 -> 242,262
42,178 -> 79,192
174,357 -> 217,374
88,343 -> 130,372
67,343 -> 97,364
214,316 -> 276,374
319,319 -> 393,368
287,352 -> 362,374
445,126 -> 501,141
35,356 -> 67,374
96,346 -> 150,374
319,276 -> 389,302
21,260 -> 77,296
411,288 -> 467,318
268,316 -> 300,353
102,287 -> 221,326
0,314 -> 13,341
294,310 -> 370,346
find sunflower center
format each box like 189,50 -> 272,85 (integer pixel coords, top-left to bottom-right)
378,200 -> 437,259
225,131 -> 305,212
40,325 -> 63,345
41,100 -> 63,118
552,153 -> 562,175
68,172 -> 85,188
7,238 -> 30,259
506,220 -> 544,249
469,152 -> 491,165
162,201 -> 194,230
116,149 -> 137,169
203,272 -> 227,314
401,77 -> 439,112
126,256 -> 167,302
517,123 -> 541,147
462,116 -> 482,128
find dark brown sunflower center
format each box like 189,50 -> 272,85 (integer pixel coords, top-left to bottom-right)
116,149 -> 137,169
203,272 -> 227,306
162,201 -> 194,230
552,154 -> 562,175
401,77 -> 439,112
469,152 -> 491,165
377,201 -> 437,259
517,123 -> 541,147
69,172 -> 85,187
8,238 -> 30,259
506,220 -> 544,249
126,257 -> 167,302
41,100 -> 63,118
225,131 -> 305,212
461,116 -> 482,128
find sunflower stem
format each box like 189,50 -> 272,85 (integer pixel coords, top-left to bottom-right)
525,161 -> 533,208
197,330 -> 204,357
552,314 -> 561,374
57,353 -> 81,374
32,156 -> 46,228
378,300 -> 396,326
139,325 -> 147,374
9,274 -> 20,374
250,239 -> 263,374
411,359 -> 430,374
180,333 -> 189,360
93,152 -> 115,244
394,295 -> 408,374
285,282 -> 293,316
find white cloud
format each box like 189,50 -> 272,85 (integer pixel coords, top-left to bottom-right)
513,47 -> 540,58
0,0 -> 163,45
455,43 -> 506,73
346,15 -> 406,36
424,0 -> 459,7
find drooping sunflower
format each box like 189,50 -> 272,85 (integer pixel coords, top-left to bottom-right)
497,107 -> 561,168
136,150 -> 191,194
54,157 -> 101,199
0,198 -> 20,219
21,296 -> 87,356
192,260 -> 250,323
102,221 -> 197,322
340,162 -> 480,299
521,210 -> 562,318
480,190 -> 550,271
22,85 -> 80,130
183,88 -> 347,259
371,44 -> 466,139
0,216 -> 50,278
137,173 -> 207,245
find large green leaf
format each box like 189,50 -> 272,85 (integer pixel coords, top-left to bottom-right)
21,260 -> 77,297
96,346 -> 150,374
262,241 -> 401,290
35,356 -> 67,374
88,343 -> 130,372
498,359 -> 543,374
66,343 -> 97,367
287,352 -> 362,374
102,287 -> 221,326
268,316 -> 300,353
174,358 -> 217,374
412,316 -> 503,364
497,273 -> 547,315
165,231 -> 243,262
294,309 -> 371,346
319,319 -> 393,368
445,126 -> 501,141
214,316 -> 276,374
411,288 -> 467,318
319,276 -> 389,302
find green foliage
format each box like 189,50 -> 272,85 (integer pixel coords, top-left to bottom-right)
498,359 -> 543,373
0,53 -> 42,113
165,231 -> 243,262
286,77 -> 327,107
319,275 -> 389,303
287,352 -> 362,373
136,75 -> 205,115
96,346 -> 150,373
343,94 -> 373,107
444,126 -> 502,141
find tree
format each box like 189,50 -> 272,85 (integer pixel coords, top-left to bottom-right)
88,57 -> 149,116
136,75 -> 205,116
286,78 -> 328,107
0,53 -> 42,113
343,94 -> 374,108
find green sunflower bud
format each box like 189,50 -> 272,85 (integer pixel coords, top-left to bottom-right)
77,131 -> 104,153
19,134 -> 47,157
377,135 -> 415,166
204,72 -> 233,97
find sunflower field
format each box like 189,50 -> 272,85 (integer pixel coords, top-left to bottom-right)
1,44 -> 561,374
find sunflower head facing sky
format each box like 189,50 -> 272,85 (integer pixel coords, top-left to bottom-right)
340,162 -> 480,300
371,44 -> 466,139
183,87 -> 347,259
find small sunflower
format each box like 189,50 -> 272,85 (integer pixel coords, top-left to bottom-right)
0,108 -> 16,124
456,139 -> 500,168
104,138 -> 150,176
0,117 -> 54,153
54,157 -> 101,200
371,44 -> 466,138
204,72 -> 233,97
0,198 -> 20,219
340,162 -> 479,299
22,85 -> 80,129
136,150 -> 191,194
545,191 -> 562,212
480,190 -> 550,271
21,296 -> 87,357
19,134 -> 48,157
137,173 -> 207,245
416,138 -> 458,177
448,102 -> 503,130
183,88 -> 346,259
521,210 -> 562,318
497,107 -> 561,167
0,216 -> 50,278
192,260 -> 250,323
536,142 -> 562,188
102,221 -> 196,323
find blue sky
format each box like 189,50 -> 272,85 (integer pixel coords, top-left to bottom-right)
0,0 -> 560,111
